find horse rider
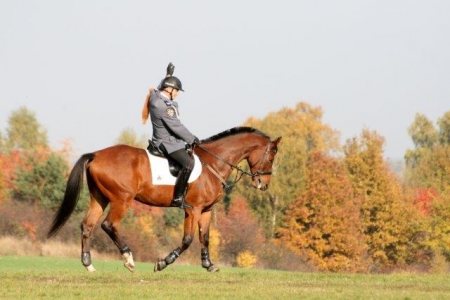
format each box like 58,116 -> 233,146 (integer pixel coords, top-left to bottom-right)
142,63 -> 200,209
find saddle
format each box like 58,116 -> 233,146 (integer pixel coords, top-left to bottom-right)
147,141 -> 181,177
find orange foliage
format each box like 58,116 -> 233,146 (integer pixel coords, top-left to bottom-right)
216,196 -> 265,265
0,147 -> 53,203
278,152 -> 367,273
414,188 -> 439,216
22,221 -> 37,242
0,150 -> 24,192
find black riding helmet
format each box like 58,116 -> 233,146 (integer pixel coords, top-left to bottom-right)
159,76 -> 184,91
158,62 -> 184,91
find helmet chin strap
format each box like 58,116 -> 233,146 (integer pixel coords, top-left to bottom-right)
169,88 -> 176,100
164,88 -> 175,100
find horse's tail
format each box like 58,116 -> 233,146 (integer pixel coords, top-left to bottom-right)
141,87 -> 155,124
47,153 -> 95,238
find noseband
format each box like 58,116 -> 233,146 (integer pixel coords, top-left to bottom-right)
248,143 -> 274,177
195,143 -> 273,188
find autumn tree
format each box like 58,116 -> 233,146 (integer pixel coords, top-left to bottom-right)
0,131 -> 5,153
405,112 -> 450,195
233,102 -> 340,237
216,196 -> 265,266
404,111 -> 450,263
0,159 -> 5,203
408,113 -> 438,150
13,152 -> 69,210
437,111 -> 450,145
116,128 -> 147,148
4,106 -> 48,151
278,152 -> 366,273
344,130 -> 418,270
0,107 -> 50,203
424,195 -> 450,262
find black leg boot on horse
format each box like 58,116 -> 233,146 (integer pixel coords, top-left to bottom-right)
171,167 -> 193,209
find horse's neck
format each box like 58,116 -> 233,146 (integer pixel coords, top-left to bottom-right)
201,135 -> 265,176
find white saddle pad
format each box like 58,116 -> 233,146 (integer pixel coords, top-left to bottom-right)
146,151 -> 202,185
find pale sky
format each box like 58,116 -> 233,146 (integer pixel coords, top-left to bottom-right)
1,1 -> 448,159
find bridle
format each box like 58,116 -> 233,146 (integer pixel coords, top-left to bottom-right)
195,142 -> 274,189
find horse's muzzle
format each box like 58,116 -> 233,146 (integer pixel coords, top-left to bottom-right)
253,178 -> 268,191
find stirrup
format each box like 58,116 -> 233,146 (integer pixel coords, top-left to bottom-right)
170,196 -> 193,209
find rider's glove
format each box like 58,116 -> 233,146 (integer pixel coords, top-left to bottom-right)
193,136 -> 200,146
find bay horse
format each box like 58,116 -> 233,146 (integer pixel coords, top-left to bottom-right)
47,127 -> 281,272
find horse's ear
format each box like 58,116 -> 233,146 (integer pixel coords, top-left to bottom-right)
272,137 -> 282,146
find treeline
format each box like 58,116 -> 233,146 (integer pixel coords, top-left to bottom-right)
235,103 -> 450,273
0,104 -> 449,273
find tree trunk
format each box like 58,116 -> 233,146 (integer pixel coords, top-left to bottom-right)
270,194 -> 279,238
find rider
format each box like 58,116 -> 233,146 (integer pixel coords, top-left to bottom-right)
143,63 -> 199,209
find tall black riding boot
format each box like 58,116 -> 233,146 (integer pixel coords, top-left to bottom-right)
170,168 -> 193,209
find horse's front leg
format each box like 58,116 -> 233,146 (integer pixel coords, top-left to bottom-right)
154,209 -> 199,272
198,210 -> 219,272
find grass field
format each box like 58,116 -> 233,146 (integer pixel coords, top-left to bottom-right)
0,256 -> 449,299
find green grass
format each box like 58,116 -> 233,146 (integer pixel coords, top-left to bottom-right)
0,256 -> 449,299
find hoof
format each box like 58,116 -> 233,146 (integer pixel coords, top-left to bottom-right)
154,259 -> 167,272
207,264 -> 219,273
124,261 -> 135,272
86,264 -> 96,272
122,252 -> 135,272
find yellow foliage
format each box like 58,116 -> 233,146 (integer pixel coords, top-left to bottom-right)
208,228 -> 221,262
236,250 -> 258,268
137,214 -> 155,239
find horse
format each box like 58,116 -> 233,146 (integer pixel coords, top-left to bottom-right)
47,127 -> 281,273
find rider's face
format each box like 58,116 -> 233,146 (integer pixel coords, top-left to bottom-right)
171,89 -> 179,99
164,88 -> 179,100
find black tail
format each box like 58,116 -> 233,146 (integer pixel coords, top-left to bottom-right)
47,153 -> 95,238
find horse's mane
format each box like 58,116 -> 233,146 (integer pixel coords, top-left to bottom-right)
201,127 -> 270,143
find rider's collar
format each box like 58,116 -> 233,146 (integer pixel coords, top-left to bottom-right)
159,91 -> 171,100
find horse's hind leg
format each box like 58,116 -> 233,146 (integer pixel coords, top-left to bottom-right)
101,198 -> 135,272
198,210 -> 219,272
81,192 -> 107,272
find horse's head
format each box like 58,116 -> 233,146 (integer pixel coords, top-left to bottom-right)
247,136 -> 282,191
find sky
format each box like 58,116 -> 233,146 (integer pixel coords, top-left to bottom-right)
1,1 -> 449,160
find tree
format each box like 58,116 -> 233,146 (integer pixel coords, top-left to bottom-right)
0,131 -> 5,153
425,195 -> 450,261
344,130 -> 418,269
13,152 -> 69,210
233,102 -> 340,237
216,196 -> 265,266
437,111 -> 450,145
405,111 -> 450,196
0,159 -> 5,203
0,107 -> 50,202
404,111 -> 450,263
408,113 -> 438,149
278,152 -> 367,273
116,128 -> 147,148
0,149 -> 33,203
5,106 -> 48,151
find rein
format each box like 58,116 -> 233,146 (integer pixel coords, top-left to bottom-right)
195,143 -> 272,189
